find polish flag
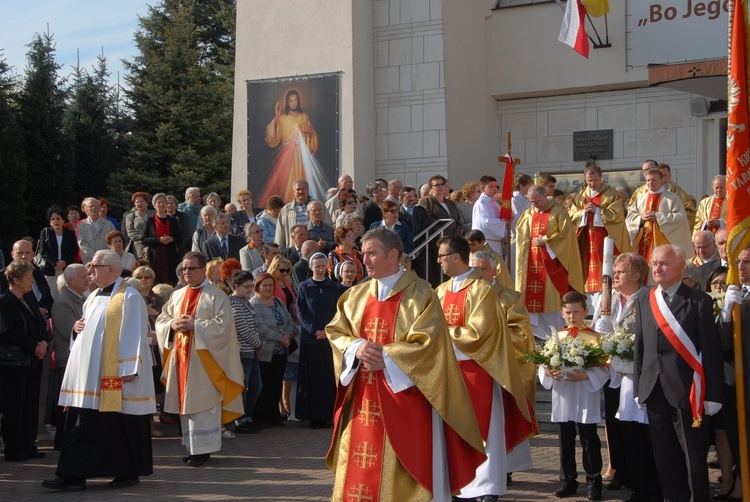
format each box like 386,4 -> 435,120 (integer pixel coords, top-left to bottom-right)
558,0 -> 589,58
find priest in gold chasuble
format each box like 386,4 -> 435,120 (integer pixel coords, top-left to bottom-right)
326,228 -> 485,502
156,252 -> 245,467
693,175 -> 726,235
515,186 -> 584,339
435,236 -> 537,500
568,166 -> 629,306
626,169 -> 694,278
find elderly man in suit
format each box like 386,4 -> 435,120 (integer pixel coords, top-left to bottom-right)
633,244 -> 723,501
77,197 -> 116,265
200,213 -> 244,261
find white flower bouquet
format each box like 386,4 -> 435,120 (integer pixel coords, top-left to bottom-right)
522,328 -> 607,373
601,325 -> 635,374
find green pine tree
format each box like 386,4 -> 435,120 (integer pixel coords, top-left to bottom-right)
0,57 -> 28,255
116,0 -> 235,206
17,31 -> 71,233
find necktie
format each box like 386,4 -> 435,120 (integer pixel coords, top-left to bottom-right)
221,237 -> 228,256
742,286 -> 749,297
662,290 -> 670,304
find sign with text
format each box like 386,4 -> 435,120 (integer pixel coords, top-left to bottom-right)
573,129 -> 614,162
628,0 -> 729,66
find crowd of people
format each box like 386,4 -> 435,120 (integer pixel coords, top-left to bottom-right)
0,161 -> 742,500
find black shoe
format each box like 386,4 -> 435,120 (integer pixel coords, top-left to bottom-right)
182,455 -> 192,463
554,482 -> 579,498
606,480 -> 623,490
4,454 -> 28,462
187,453 -> 210,467
27,451 -> 46,459
588,485 -> 603,500
108,476 -> 140,489
482,496 -> 499,502
42,477 -> 86,491
507,472 -> 513,486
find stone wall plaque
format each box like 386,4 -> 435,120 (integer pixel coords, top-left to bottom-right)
573,129 -> 613,162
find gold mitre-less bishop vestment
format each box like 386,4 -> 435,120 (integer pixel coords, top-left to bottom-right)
326,269 -> 485,502
630,180 -> 697,229
693,194 -> 726,234
436,271 -> 536,449
515,202 -> 584,314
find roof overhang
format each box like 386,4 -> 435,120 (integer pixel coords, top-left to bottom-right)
648,58 -> 727,100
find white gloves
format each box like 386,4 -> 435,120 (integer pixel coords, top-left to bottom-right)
704,401 -> 722,416
721,286 -> 744,322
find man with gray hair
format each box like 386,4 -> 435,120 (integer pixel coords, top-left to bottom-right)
633,244 -> 723,501
178,187 -> 203,235
275,179 -> 331,248
291,240 -> 319,291
43,251 -> 154,491
49,264 -> 88,450
689,230 -> 721,290
200,212 -> 244,261
694,174 -> 726,234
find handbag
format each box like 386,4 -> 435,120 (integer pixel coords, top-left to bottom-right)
0,345 -> 31,372
287,336 -> 299,356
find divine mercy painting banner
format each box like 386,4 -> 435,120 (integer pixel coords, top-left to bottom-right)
246,73 -> 341,206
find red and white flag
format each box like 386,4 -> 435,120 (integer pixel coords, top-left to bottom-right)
558,0 -> 589,58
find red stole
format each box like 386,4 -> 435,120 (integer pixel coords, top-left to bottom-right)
648,289 -> 706,426
340,291 -> 435,499
443,288 -> 493,442
638,192 -> 661,263
176,286 -> 202,414
578,192 -> 611,293
526,210 -> 570,313
708,197 -> 725,233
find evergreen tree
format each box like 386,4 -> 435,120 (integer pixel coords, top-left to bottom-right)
17,32 -> 70,232
66,53 -> 120,207
116,0 -> 235,207
0,57 -> 28,254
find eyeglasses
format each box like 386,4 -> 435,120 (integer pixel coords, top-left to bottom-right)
88,264 -> 111,269
710,280 -> 726,287
346,201 -> 358,205
181,266 -> 204,272
278,268 -> 291,273
437,252 -> 457,259
249,230 -> 263,234
431,182 -> 446,188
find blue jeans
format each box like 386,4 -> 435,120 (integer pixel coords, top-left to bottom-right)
238,356 -> 262,424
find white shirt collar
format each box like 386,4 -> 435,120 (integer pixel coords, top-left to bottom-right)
376,269 -> 405,301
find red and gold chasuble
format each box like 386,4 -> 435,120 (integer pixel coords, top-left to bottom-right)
442,289 -> 493,441
636,192 -> 668,266
526,211 -> 570,313
708,197 -> 725,233
341,291 -> 434,501
176,286 -> 202,414
578,192 -> 615,293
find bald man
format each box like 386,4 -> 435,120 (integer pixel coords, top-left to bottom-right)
0,240 -> 53,315
689,230 -> 721,290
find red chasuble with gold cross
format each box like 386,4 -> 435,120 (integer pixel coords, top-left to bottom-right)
577,192 -> 615,293
526,211 -> 571,313
442,289 -> 494,441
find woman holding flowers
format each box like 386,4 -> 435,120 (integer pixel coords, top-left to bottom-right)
593,253 -> 660,502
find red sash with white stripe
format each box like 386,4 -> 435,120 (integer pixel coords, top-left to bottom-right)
648,288 -> 705,427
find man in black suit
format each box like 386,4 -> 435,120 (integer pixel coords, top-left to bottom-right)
689,230 -> 722,290
291,240 -> 317,292
398,186 -> 430,280
281,225 -> 308,266
633,244 -> 723,502
0,239 -> 54,315
200,213 -> 244,262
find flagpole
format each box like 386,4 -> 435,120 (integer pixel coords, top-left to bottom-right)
505,133 -> 513,269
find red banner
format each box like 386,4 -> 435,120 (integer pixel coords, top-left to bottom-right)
727,0 -> 750,285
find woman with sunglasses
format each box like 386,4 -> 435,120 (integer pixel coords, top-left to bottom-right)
268,256 -> 299,419
334,190 -> 359,228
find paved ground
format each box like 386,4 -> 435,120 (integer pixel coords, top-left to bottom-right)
1,418 -> 721,501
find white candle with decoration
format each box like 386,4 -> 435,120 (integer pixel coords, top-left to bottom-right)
600,237 -> 615,318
